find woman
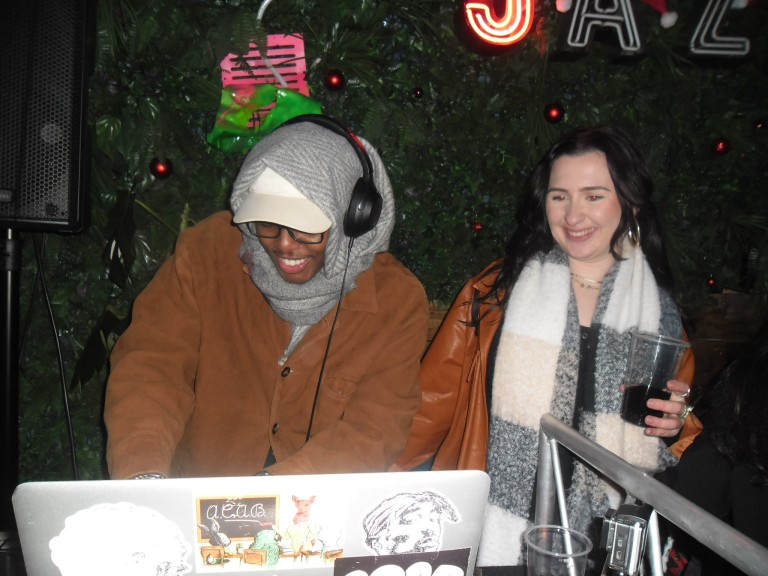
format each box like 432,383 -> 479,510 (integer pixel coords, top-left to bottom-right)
394,126 -> 697,568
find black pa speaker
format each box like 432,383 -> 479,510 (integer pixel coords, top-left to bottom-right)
0,0 -> 96,233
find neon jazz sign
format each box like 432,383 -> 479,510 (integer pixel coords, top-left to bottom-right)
458,0 -> 754,57
463,0 -> 535,46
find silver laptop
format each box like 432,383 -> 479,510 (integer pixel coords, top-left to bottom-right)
12,470 -> 489,576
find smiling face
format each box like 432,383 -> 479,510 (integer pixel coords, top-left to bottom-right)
545,151 -> 623,271
258,228 -> 329,284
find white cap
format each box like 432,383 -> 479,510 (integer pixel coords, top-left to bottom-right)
232,167 -> 332,234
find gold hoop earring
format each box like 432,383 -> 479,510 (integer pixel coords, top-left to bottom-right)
627,218 -> 641,247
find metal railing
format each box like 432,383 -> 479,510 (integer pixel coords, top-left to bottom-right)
534,414 -> 768,576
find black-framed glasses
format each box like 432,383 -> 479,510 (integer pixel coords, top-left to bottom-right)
245,222 -> 326,245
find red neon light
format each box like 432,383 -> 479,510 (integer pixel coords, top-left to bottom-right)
464,0 -> 534,46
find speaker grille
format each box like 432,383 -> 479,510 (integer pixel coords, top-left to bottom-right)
0,0 -> 93,232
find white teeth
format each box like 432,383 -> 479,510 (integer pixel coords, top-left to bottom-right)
280,257 -> 307,266
568,228 -> 594,238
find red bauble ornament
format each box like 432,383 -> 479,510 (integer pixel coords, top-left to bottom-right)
755,119 -> 766,130
544,103 -> 565,124
323,69 -> 346,91
149,157 -> 173,179
712,137 -> 730,155
706,274 -> 718,291
472,221 -> 484,232
413,87 -> 424,99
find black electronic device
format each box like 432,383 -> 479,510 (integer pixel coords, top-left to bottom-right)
0,0 -> 95,233
273,115 -> 383,444
280,114 -> 382,238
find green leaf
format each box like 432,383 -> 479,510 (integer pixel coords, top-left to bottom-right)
138,97 -> 161,121
94,116 -> 122,153
102,191 -> 137,288
70,307 -> 129,389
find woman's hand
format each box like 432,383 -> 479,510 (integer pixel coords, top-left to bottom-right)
643,379 -> 692,437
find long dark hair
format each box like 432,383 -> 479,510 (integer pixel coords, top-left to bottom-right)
695,321 -> 768,486
472,126 -> 674,324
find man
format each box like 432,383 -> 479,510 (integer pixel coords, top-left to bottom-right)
104,116 -> 428,479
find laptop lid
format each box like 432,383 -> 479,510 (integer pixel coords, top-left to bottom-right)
12,470 -> 489,576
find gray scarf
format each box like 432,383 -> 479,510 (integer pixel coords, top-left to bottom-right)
478,243 -> 682,566
229,123 -> 395,362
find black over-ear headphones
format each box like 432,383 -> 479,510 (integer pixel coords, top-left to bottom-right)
281,114 -> 383,239
274,115 -> 383,446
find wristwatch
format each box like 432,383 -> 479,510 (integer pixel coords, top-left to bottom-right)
130,472 -> 166,480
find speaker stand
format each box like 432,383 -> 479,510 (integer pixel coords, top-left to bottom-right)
1,229 -> 20,531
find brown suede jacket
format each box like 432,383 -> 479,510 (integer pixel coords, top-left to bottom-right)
393,261 -> 699,472
105,211 -> 428,479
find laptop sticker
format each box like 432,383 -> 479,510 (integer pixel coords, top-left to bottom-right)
48,501 -> 192,576
195,492 -> 346,571
334,549 -> 470,576
362,491 -> 459,555
332,491 -> 470,576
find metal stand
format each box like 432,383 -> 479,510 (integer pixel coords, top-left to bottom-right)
535,414 -> 768,576
1,229 -> 20,531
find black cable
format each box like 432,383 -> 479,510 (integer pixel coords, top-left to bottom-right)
305,237 -> 355,442
31,234 -> 79,480
18,237 -> 40,363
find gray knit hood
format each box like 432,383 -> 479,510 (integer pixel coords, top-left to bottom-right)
230,121 -> 395,362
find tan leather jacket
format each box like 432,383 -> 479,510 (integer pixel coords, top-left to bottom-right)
105,211 -> 429,479
393,262 -> 699,472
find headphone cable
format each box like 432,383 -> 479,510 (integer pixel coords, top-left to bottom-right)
30,233 -> 80,479
305,237 -> 354,442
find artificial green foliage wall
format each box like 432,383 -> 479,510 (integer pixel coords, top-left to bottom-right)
17,0 -> 768,481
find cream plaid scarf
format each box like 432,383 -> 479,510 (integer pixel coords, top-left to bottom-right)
478,243 -> 682,566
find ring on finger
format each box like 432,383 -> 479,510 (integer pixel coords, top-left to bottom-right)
680,387 -> 691,399
680,404 -> 694,420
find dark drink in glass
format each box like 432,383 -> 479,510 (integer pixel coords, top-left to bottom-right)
620,330 -> 690,427
621,385 -> 669,427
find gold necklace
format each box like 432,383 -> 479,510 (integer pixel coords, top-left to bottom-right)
570,272 -> 603,290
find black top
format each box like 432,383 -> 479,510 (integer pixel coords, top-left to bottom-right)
558,325 -> 598,490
